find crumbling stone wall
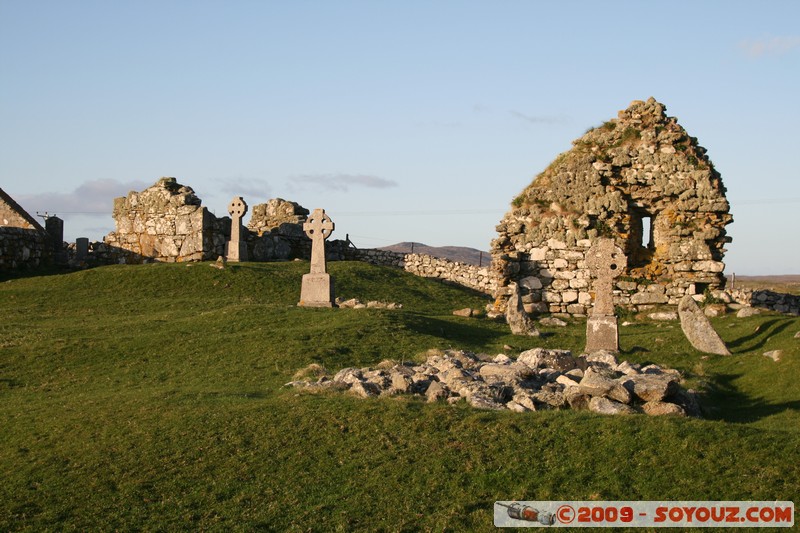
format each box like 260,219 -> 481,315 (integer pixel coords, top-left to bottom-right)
104,177 -> 227,263
247,198 -> 310,259
103,179 -> 305,264
0,188 -> 50,271
248,198 -> 308,237
492,98 -> 733,315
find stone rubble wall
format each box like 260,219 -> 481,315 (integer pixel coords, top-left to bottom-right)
247,198 -> 308,237
101,179 -> 306,265
492,98 -> 733,316
0,227 -> 50,272
730,289 -> 800,316
104,177 -> 226,263
84,230 -> 297,266
344,248 -> 497,294
491,237 -> 721,317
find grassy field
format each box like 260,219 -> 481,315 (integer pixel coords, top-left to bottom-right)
1,262 -> 798,531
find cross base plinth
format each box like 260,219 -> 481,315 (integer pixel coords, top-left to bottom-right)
298,273 -> 336,308
585,315 -> 619,353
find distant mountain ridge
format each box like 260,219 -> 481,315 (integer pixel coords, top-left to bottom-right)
378,242 -> 489,266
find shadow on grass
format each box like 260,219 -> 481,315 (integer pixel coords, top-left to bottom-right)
0,265 -> 68,282
727,318 -> 794,353
623,346 -> 650,354
402,313 -> 505,347
701,372 -> 800,424
0,378 -> 23,389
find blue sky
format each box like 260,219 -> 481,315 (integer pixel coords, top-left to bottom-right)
1,0 -> 798,274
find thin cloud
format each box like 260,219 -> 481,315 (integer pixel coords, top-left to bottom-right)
509,110 -> 569,125
740,36 -> 800,58
289,174 -> 398,192
219,178 -> 273,201
15,178 -> 149,215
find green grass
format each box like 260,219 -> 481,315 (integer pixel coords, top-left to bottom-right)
1,262 -> 798,531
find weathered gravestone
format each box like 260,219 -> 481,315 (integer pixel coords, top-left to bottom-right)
298,208 -> 336,307
505,283 -> 540,336
585,238 -> 626,352
225,196 -> 248,262
45,215 -> 66,264
75,237 -> 89,262
678,295 -> 731,355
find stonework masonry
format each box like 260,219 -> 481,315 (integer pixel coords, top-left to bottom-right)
346,248 -> 497,294
104,177 -> 225,262
0,188 -> 50,271
10,173 -> 799,319
731,289 -> 800,316
102,178 -> 308,264
491,98 -> 733,316
81,178 -> 497,295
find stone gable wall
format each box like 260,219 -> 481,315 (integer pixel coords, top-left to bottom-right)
492,98 -> 733,316
1,188 -> 44,231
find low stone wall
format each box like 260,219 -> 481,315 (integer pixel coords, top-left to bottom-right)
404,253 -> 497,294
345,248 -> 497,294
730,289 -> 800,316
347,248 -> 404,267
0,227 -> 50,272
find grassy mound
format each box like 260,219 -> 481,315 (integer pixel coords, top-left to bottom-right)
1,262 -> 798,530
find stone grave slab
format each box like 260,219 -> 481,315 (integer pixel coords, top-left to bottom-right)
678,295 -> 731,355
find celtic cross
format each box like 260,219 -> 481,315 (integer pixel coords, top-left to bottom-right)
586,238 -> 627,316
303,208 -> 335,274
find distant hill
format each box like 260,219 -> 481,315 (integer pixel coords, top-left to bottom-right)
379,242 -> 490,266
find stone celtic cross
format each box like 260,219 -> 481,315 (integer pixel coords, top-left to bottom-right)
228,196 -> 247,219
226,196 -> 248,262
303,208 -> 335,274
584,238 -> 627,353
586,238 -> 626,317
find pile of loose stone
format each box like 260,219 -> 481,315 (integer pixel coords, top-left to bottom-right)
336,298 -> 402,310
287,348 -> 701,417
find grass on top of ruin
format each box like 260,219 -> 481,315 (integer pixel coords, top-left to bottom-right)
1,261 -> 799,531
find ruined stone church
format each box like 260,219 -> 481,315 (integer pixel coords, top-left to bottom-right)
491,98 -> 733,315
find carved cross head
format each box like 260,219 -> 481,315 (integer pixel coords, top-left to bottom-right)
228,196 -> 248,219
586,238 -> 627,281
303,208 -> 335,241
